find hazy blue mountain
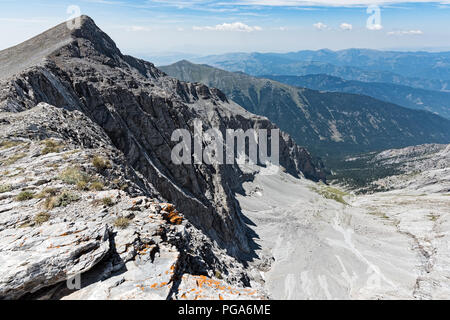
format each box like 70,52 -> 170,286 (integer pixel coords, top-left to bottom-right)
263,74 -> 450,119
161,60 -> 450,158
271,49 -> 450,81
191,50 -> 450,92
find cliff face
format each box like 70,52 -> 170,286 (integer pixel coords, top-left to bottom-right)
0,16 -> 324,264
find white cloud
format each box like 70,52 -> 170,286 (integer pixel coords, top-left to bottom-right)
340,22 -> 353,30
367,24 -> 383,30
313,22 -> 328,30
193,22 -> 262,32
387,29 -> 423,35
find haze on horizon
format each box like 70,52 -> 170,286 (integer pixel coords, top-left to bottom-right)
1,0 -> 450,61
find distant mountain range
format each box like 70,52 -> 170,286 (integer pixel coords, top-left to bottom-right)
190,49 -> 450,92
161,60 -> 450,158
263,74 -> 450,119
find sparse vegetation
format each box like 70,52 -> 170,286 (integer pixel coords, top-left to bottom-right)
102,197 -> 114,207
215,270 -> 223,279
311,185 -> 349,205
44,191 -> 80,209
120,183 -> 129,191
59,167 -> 91,185
76,181 -> 89,191
368,211 -> 389,220
324,154 -> 403,193
92,156 -> 111,171
35,188 -> 58,199
114,217 -> 130,229
1,152 -> 27,166
0,140 -> 23,150
34,212 -> 50,225
0,184 -> 12,193
16,191 -> 35,201
40,139 -> 62,154
54,191 -> 80,207
89,181 -> 104,191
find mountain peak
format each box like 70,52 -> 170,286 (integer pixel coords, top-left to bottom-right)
0,15 -> 121,80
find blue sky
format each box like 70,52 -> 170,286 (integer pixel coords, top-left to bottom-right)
1,0 -> 449,60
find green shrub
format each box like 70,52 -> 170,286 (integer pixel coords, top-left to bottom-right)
16,191 -> 35,201
0,184 -> 12,193
214,270 -> 223,280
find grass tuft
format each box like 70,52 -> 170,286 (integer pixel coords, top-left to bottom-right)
40,139 -> 62,155
44,191 -> 80,210
114,217 -> 130,229
92,156 -> 111,171
59,167 -> 91,185
89,181 -> 104,191
0,140 -> 23,150
16,191 -> 35,201
1,153 -> 27,166
34,212 -> 50,225
102,197 -> 114,207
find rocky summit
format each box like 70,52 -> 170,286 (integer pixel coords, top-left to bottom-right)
0,16 -> 324,299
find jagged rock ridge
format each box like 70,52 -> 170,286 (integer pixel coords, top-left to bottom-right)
0,16 -> 324,298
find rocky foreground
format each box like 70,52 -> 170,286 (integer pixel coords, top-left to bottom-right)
0,103 -> 268,299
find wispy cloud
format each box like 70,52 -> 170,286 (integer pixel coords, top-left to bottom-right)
339,22 -> 353,30
0,17 -> 50,23
126,25 -> 152,32
193,22 -> 262,32
387,29 -> 423,35
218,1 -> 450,6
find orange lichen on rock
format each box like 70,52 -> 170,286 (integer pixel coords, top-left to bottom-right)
161,204 -> 183,225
